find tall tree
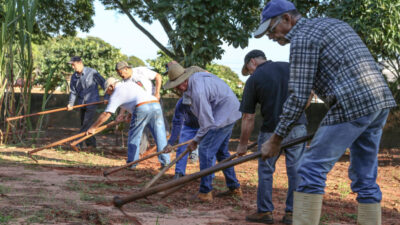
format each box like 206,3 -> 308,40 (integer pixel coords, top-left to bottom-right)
100,0 -> 261,67
0,0 -> 96,40
34,36 -> 128,93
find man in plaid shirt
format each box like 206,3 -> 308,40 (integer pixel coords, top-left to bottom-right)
254,0 -> 397,224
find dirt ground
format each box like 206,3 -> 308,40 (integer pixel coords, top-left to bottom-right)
0,127 -> 400,225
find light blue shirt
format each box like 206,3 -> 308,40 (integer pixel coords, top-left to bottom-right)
185,72 -> 241,142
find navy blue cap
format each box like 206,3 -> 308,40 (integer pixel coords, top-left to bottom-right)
254,0 -> 296,38
68,56 -> 82,64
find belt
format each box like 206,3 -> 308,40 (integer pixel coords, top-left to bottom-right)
136,100 -> 159,108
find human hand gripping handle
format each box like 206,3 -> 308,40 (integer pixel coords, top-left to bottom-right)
261,133 -> 283,160
86,127 -> 96,135
67,104 -> 74,111
236,143 -> 248,156
163,144 -> 174,153
187,140 -> 198,152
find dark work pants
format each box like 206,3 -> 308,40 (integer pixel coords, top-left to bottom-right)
79,105 -> 97,147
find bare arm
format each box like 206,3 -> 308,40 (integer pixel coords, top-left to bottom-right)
154,73 -> 162,100
87,112 -> 112,134
236,113 -> 255,155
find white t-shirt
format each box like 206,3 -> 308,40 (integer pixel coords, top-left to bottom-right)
105,81 -> 157,114
126,67 -> 158,96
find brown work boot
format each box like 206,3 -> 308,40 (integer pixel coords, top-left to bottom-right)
245,211 -> 274,224
191,192 -> 213,202
215,187 -> 243,199
281,211 -> 293,225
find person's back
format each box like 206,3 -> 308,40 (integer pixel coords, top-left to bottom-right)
287,17 -> 395,124
105,80 -> 157,114
238,51 -> 308,224
253,1 -> 397,224
187,72 -> 241,133
242,60 -> 306,132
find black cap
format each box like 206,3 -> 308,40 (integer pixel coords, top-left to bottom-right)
68,56 -> 82,64
241,50 -> 266,75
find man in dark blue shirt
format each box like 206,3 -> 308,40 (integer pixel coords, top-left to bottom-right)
166,97 -> 200,179
67,56 -> 107,149
238,50 -> 307,224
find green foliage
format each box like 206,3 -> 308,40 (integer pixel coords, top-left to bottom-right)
1,0 -> 38,143
100,0 -> 261,67
0,0 -> 96,40
34,36 -> 129,92
123,55 -> 145,67
316,0 -> 400,63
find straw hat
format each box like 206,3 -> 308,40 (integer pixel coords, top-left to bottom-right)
163,64 -> 205,89
105,77 -> 119,90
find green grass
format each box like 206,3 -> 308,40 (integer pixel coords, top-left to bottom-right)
0,185 -> 10,195
0,214 -> 13,224
338,181 -> 351,199
344,213 -> 357,220
66,180 -> 84,192
79,192 -> 106,202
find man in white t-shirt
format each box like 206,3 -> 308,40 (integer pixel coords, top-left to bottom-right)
87,77 -> 170,168
115,61 -> 162,99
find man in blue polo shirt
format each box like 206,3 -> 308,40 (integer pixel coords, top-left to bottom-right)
237,50 -> 307,224
166,97 -> 200,179
255,0 -> 397,224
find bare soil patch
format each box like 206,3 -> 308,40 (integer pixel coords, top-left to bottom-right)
0,128 -> 399,224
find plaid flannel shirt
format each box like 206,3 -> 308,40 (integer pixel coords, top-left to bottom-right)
275,18 -> 397,138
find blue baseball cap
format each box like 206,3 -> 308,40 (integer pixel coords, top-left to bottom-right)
254,0 -> 296,38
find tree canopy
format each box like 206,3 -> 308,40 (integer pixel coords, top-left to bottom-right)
34,36 -> 130,92
100,0 -> 261,67
0,0 -> 96,40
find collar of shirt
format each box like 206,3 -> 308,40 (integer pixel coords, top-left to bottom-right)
75,67 -> 87,77
285,17 -> 307,41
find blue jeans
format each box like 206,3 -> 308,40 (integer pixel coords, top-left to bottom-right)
127,103 -> 170,166
175,125 -> 199,175
257,124 -> 307,213
198,123 -> 240,193
297,109 -> 389,203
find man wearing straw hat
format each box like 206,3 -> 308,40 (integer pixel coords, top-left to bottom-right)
87,77 -> 170,169
164,62 -> 242,202
67,56 -> 107,150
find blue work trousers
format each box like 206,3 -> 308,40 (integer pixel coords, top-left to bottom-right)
198,123 -> 240,193
127,103 -> 170,166
257,124 -> 307,213
297,109 -> 389,203
79,105 -> 97,147
175,125 -> 199,175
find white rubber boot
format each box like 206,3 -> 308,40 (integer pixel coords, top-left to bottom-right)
357,203 -> 381,225
293,191 -> 323,225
